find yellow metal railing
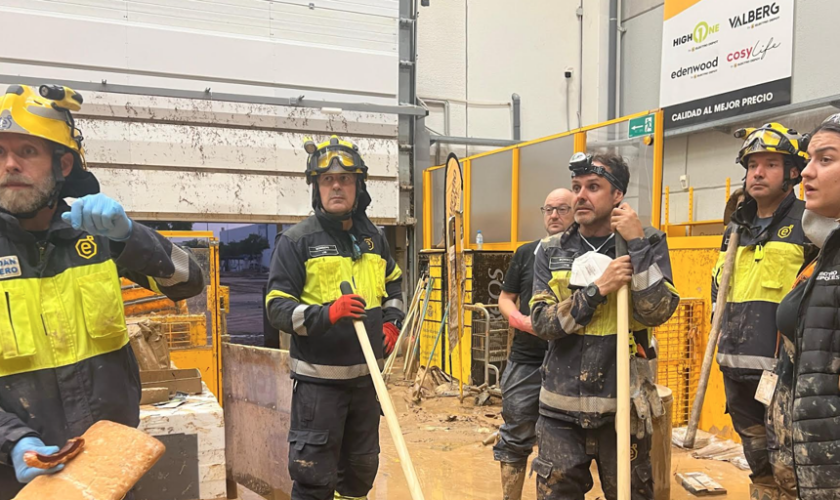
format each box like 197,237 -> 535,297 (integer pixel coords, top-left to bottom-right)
422,109 -> 665,250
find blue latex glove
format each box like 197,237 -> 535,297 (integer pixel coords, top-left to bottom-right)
10,437 -> 64,484
61,193 -> 133,241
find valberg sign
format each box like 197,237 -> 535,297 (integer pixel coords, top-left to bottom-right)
730,2 -> 781,29
659,0 -> 794,129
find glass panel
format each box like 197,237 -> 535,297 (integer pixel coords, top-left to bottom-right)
122,235 -> 213,349
518,136 -> 576,241
431,168 -> 445,248
167,236 -> 213,346
469,150 -> 513,244
585,122 -> 655,228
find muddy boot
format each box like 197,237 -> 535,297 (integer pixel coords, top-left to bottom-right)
501,462 -> 527,500
750,482 -> 781,500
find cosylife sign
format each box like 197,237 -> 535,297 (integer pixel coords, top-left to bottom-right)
659,0 -> 793,129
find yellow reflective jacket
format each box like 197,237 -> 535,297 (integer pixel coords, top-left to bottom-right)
266,213 -> 404,385
531,225 -> 680,428
0,204 -> 204,499
712,193 -> 811,380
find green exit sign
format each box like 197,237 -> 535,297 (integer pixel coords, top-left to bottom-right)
628,114 -> 655,138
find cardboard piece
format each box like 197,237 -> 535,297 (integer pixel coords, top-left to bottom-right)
140,368 -> 202,396
677,472 -> 727,496
128,321 -> 171,371
140,387 -> 170,405
14,421 -> 166,500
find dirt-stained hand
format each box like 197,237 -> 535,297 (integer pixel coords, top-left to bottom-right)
594,255 -> 633,296
611,203 -> 644,242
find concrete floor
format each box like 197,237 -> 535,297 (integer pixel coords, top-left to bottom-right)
236,380 -> 750,500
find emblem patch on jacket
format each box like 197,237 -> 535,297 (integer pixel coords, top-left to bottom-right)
778,224 -> 793,239
309,245 -> 339,257
0,256 -> 21,279
816,270 -> 840,283
549,256 -> 574,271
364,237 -> 374,251
76,235 -> 98,260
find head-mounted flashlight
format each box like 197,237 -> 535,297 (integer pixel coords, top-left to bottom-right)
568,152 -> 626,194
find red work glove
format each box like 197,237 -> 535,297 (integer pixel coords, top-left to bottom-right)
508,310 -> 534,334
328,294 -> 367,324
383,322 -> 400,355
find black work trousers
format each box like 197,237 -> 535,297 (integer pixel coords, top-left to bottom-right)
723,375 -> 774,483
288,380 -> 381,500
531,416 -> 653,500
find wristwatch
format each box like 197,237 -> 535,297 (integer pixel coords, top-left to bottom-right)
583,283 -> 607,306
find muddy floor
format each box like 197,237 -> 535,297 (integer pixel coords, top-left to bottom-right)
239,377 -> 750,500
369,380 -> 750,499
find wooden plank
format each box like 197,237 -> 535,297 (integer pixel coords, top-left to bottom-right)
223,343 -> 294,499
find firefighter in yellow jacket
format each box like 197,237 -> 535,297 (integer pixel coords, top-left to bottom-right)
711,123 -> 812,496
265,136 -> 404,500
0,84 -> 204,499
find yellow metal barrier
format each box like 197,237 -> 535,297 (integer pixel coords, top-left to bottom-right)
667,235 -> 737,441
423,109 -> 664,250
122,231 -> 225,402
654,299 -> 703,427
421,113 -> 741,439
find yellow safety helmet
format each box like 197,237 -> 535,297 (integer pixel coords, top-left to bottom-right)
0,84 -> 98,199
734,122 -> 808,188
303,135 -> 368,185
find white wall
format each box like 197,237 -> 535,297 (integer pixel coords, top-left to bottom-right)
0,0 -> 402,223
621,0 -> 840,224
0,0 -> 398,102
417,0 -> 611,160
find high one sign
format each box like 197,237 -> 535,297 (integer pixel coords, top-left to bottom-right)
659,0 -> 794,129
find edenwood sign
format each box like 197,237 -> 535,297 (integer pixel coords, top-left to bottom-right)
659,0 -> 794,129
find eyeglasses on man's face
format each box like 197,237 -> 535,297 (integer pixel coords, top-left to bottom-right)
540,205 -> 571,216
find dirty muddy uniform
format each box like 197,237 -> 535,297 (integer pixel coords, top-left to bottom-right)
711,193 -> 807,485
778,229 -> 840,500
266,209 -> 404,500
529,225 -> 679,500
770,260 -> 814,500
493,240 -> 546,466
0,205 -> 204,500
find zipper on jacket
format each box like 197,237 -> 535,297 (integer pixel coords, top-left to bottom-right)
37,242 -> 46,265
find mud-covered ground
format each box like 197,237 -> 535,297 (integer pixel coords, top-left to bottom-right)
239,375 -> 750,499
